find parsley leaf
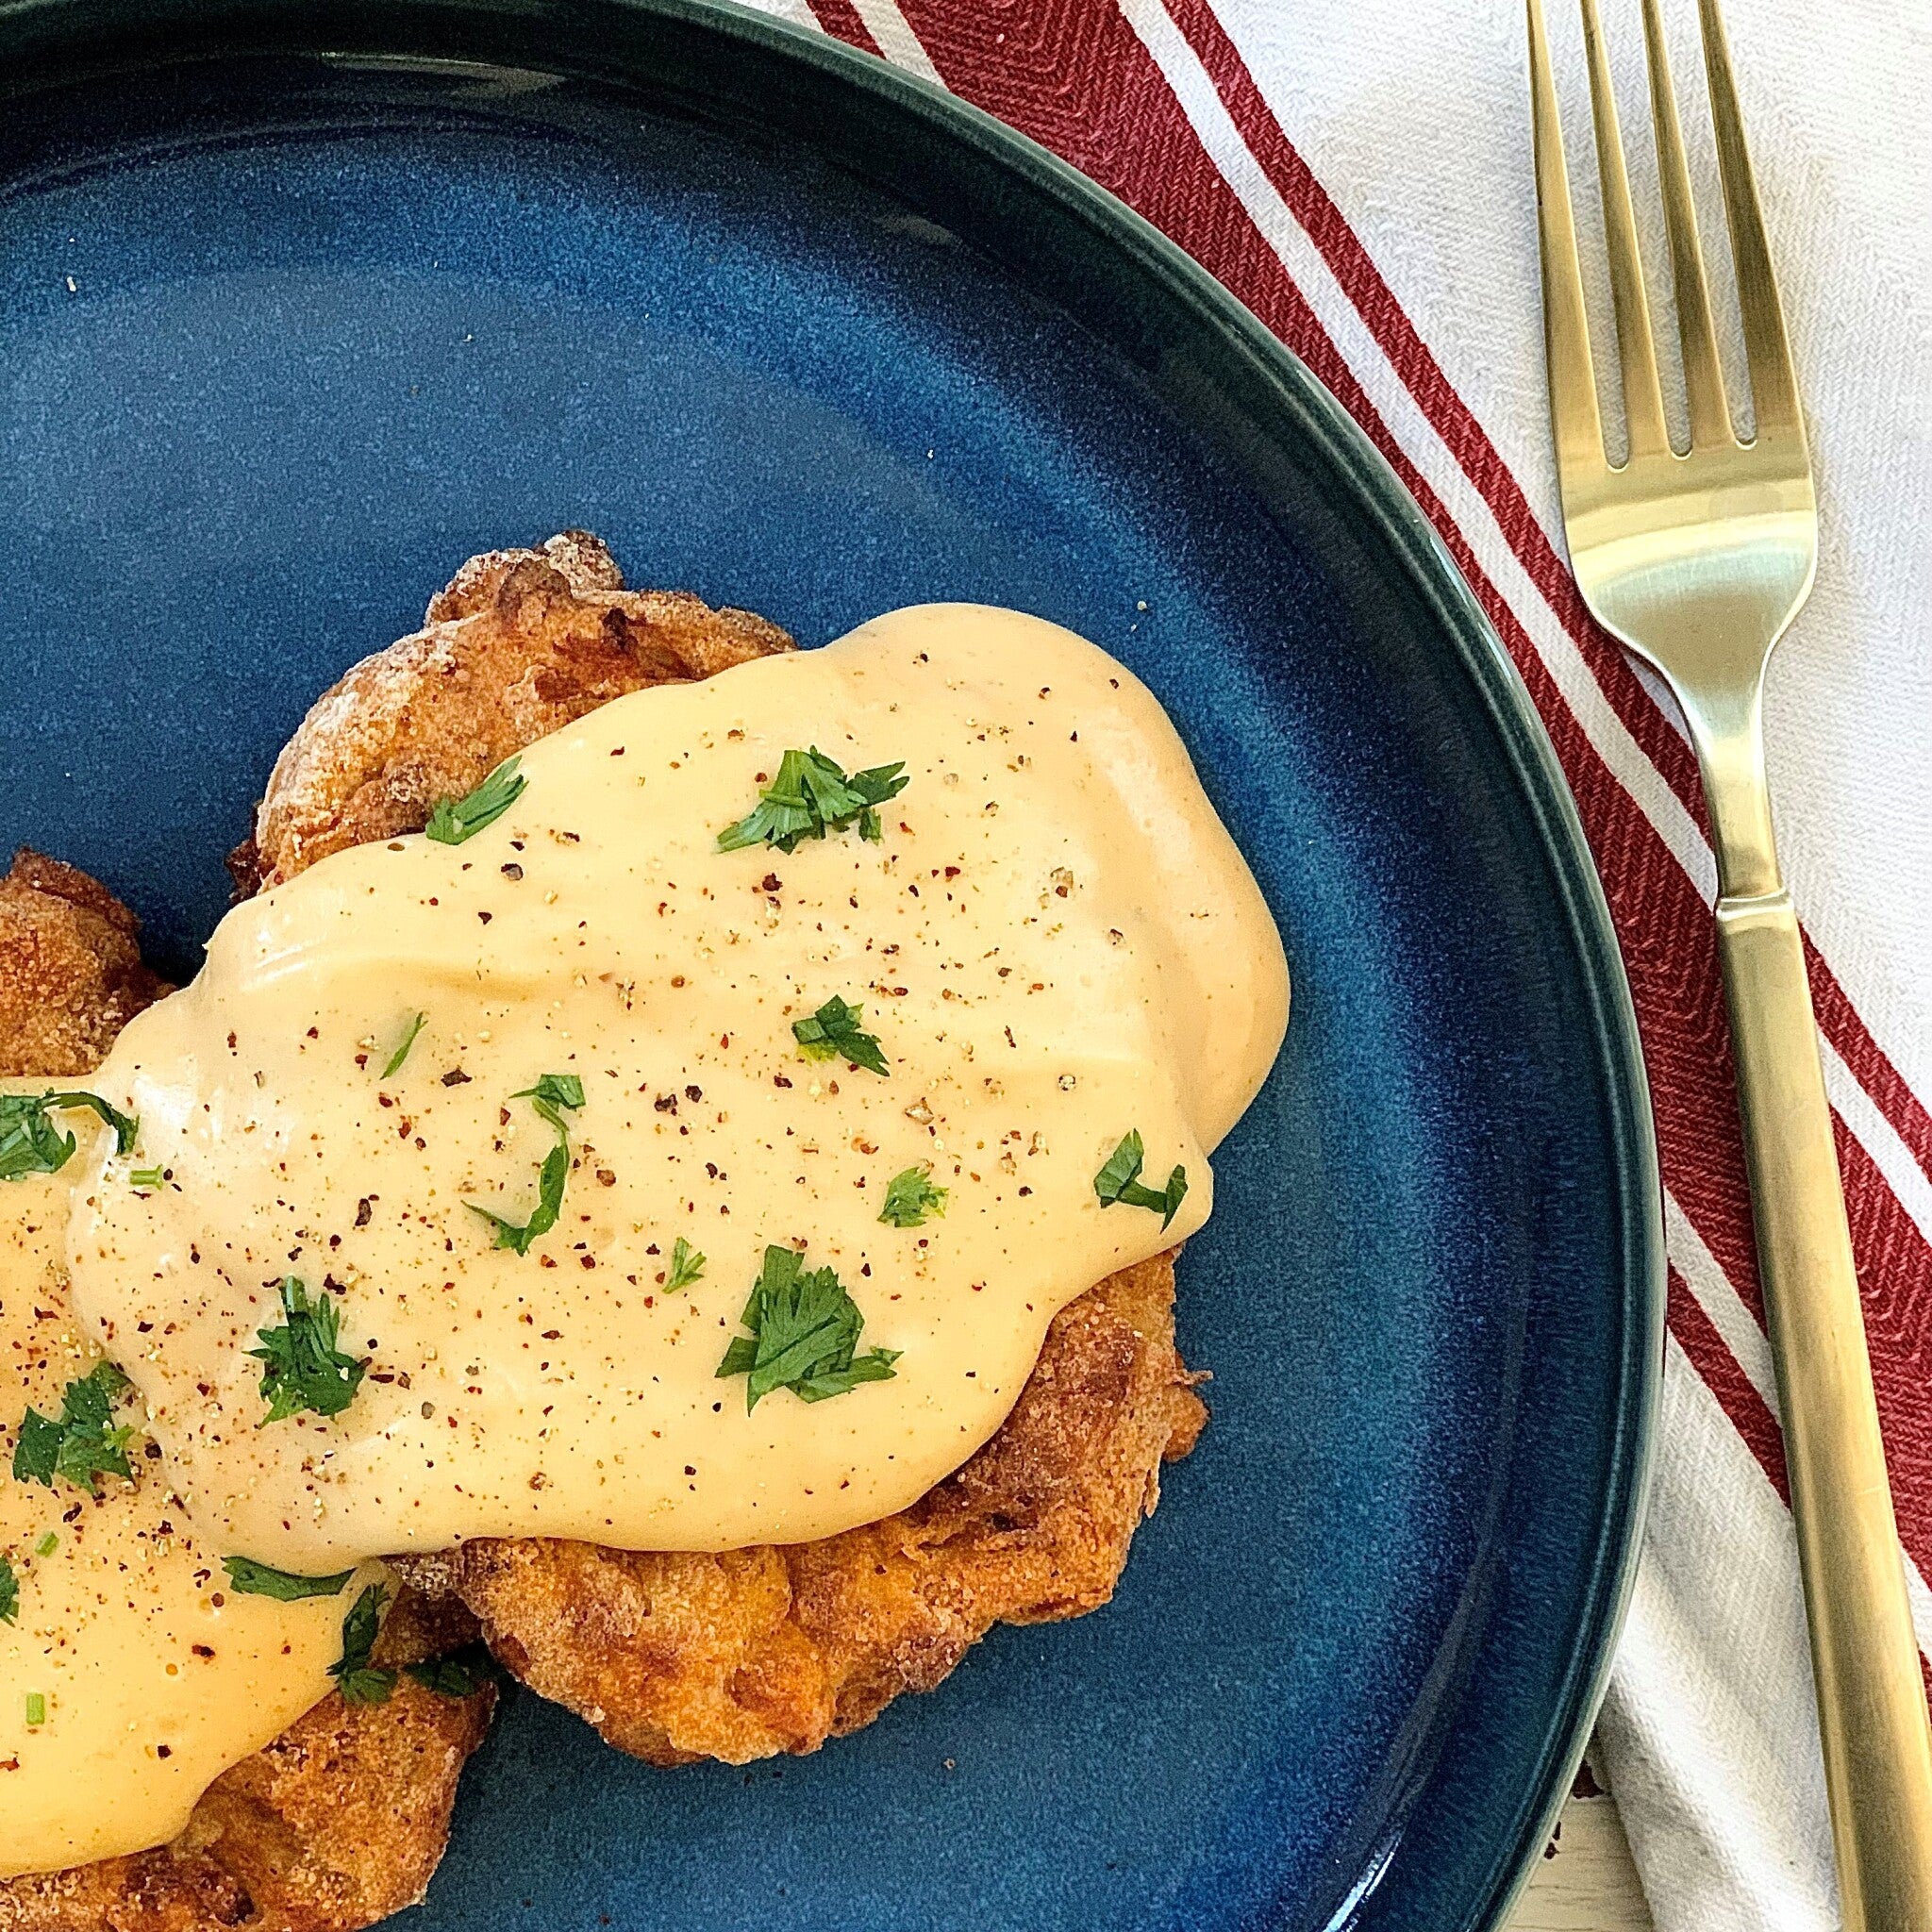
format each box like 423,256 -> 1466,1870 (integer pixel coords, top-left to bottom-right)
425,757 -> 525,845
877,1165 -> 948,1228
469,1074 -> 583,1255
791,995 -> 889,1076
248,1278 -> 367,1424
10,1410 -> 61,1486
0,1557 -> 17,1625
715,1244 -> 899,1411
1092,1130 -> 1190,1230
382,1012 -> 426,1077
470,1141 -> 568,1255
512,1072 -> 585,1130
0,1090 -> 139,1180
222,1555 -> 356,1601
717,747 -> 908,854
329,1583 -> 396,1705
665,1237 -> 706,1293
405,1643 -> 500,1699
12,1361 -> 136,1492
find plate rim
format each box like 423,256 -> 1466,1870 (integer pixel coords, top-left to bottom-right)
0,4 -> 1665,1925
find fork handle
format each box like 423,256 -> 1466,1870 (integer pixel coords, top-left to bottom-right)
1718,888 -> 1932,1929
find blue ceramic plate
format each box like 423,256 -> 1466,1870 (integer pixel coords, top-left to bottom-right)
0,6 -> 1660,1928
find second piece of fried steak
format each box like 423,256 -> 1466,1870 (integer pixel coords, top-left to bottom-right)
0,856 -> 495,1932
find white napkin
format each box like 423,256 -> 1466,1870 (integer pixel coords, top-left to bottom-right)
753,3 -> 1932,1924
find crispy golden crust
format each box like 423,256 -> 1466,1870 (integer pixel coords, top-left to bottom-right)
0,851 -> 169,1077
398,1257 -> 1205,1764
235,531 -> 793,892
258,534 -> 1209,1765
0,873 -> 494,1932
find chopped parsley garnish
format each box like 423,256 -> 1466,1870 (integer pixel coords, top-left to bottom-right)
13,1360 -> 136,1491
10,1411 -> 60,1485
405,1644 -> 500,1699
468,1074 -> 584,1256
129,1167 -> 166,1191
716,747 -> 908,854
664,1237 -> 706,1293
248,1278 -> 367,1424
1092,1130 -> 1190,1230
329,1583 -> 396,1705
33,1533 -> 57,1558
381,1011 -> 427,1077
425,756 -> 525,845
878,1165 -> 947,1228
514,1072 -> 585,1125
791,995 -> 889,1076
25,1692 -> 44,1727
716,1244 -> 899,1411
0,1557 -> 16,1625
0,1089 -> 139,1181
222,1555 -> 356,1601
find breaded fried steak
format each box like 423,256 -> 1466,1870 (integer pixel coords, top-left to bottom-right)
242,534 -> 1210,1765
0,854 -> 167,1081
0,855 -> 495,1932
230,531 -> 793,896
401,1255 -> 1203,1765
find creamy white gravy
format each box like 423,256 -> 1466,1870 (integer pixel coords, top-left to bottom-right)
8,603 -> 1286,1873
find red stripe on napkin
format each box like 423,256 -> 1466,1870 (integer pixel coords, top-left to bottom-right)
807,0 -> 886,58
1668,1270 -> 1790,1503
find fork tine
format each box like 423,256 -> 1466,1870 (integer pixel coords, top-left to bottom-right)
1526,0 -> 1606,491
1640,0 -> 1732,445
1578,0 -> 1671,462
1696,0 -> 1803,443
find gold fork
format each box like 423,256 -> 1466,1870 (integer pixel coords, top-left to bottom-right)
1525,0 -> 1932,1922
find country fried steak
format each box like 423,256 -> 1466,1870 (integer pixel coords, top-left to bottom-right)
401,1255 -> 1203,1764
0,855 -> 495,1932
229,530 -> 791,896
0,853 -> 167,1080
244,533 -> 1209,1766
